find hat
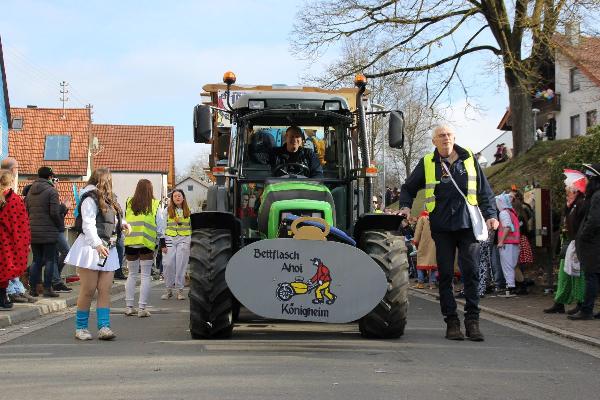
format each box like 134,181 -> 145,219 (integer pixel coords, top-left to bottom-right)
582,163 -> 600,177
37,166 -> 55,179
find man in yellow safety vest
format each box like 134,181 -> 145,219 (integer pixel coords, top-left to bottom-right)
398,125 -> 498,342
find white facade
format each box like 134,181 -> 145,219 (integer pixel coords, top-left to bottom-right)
175,177 -> 211,213
554,50 -> 600,139
111,172 -> 168,210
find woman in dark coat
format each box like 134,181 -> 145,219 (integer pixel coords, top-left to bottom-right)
570,163 -> 600,320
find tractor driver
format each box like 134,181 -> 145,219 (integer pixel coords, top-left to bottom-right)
269,126 -> 323,178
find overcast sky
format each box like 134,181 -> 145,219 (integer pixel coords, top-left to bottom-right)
1,0 -> 509,174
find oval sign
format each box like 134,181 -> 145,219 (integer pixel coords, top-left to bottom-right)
226,238 -> 388,323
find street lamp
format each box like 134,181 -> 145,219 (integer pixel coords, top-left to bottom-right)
532,108 -> 540,141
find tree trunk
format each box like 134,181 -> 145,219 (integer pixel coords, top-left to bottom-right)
507,82 -> 534,157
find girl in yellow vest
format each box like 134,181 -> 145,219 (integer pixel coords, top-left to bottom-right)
161,189 -> 191,300
124,179 -> 165,317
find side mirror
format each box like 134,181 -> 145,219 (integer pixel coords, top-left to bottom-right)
388,110 -> 405,149
193,104 -> 213,143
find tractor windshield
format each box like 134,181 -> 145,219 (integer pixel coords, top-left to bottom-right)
241,123 -> 351,180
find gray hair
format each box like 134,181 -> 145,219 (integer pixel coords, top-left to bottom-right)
432,125 -> 456,138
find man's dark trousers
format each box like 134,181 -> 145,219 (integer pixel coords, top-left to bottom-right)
431,229 -> 481,320
30,243 -> 58,289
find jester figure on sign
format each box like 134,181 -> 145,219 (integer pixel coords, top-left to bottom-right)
310,257 -> 337,305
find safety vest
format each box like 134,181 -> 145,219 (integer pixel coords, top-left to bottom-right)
124,198 -> 160,250
165,210 -> 191,237
423,149 -> 478,212
499,208 -> 521,244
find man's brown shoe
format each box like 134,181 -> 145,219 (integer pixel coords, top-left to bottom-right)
465,319 -> 484,341
445,318 -> 464,340
42,288 -> 59,298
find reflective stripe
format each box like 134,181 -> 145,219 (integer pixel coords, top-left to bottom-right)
127,231 -> 158,243
425,183 -> 438,189
129,221 -> 159,231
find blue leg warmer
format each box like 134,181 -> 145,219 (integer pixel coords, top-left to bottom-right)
75,309 -> 90,330
96,308 -> 111,329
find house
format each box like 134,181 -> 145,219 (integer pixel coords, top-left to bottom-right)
8,107 -> 92,181
0,35 -> 10,160
175,176 -> 212,212
553,33 -> 600,138
91,124 -> 174,210
496,26 -> 600,141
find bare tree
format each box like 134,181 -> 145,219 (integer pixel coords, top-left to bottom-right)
292,0 -> 597,157
307,38 -> 440,186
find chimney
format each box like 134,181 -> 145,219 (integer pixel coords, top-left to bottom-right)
565,20 -> 580,46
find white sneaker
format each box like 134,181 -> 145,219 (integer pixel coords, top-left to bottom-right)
161,289 -> 173,300
75,329 -> 93,341
124,307 -> 136,316
97,327 -> 116,340
176,289 -> 185,300
137,308 -> 151,318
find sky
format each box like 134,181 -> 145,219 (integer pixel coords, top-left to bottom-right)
0,0 -> 509,174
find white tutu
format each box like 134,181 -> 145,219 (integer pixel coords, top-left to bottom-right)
65,233 -> 120,271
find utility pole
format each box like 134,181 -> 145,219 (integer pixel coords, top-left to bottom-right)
59,81 -> 69,118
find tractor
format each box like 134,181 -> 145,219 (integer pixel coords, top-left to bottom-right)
190,71 -> 409,339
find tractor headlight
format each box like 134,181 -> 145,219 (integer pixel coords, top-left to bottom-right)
323,100 -> 341,111
248,100 -> 265,109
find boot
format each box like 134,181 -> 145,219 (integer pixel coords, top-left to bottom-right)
0,288 -> 13,310
543,302 -> 565,314
464,319 -> 485,341
567,311 -> 593,320
566,303 -> 581,315
42,287 -> 59,298
444,317 -> 464,340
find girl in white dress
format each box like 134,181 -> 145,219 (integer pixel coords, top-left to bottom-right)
66,169 -> 129,340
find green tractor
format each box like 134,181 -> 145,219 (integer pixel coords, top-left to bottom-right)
190,72 -> 408,339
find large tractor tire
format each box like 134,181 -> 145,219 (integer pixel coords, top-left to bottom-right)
189,228 -> 234,339
358,230 -> 409,339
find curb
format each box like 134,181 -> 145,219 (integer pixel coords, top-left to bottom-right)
410,288 -> 600,349
0,282 -> 126,329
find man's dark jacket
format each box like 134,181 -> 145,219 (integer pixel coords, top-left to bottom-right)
399,144 -> 496,233
25,178 -> 64,244
269,146 -> 323,178
576,186 -> 600,274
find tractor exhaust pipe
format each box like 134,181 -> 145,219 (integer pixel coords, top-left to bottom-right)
355,74 -> 373,213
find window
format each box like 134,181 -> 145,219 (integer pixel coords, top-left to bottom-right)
586,110 -> 597,129
187,185 -> 194,191
44,135 -> 71,160
570,115 -> 581,137
570,68 -> 581,92
12,117 -> 23,130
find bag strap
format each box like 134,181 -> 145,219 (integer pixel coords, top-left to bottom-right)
440,161 -> 468,201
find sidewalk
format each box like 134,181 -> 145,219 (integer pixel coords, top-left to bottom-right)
411,286 -> 600,348
0,280 -> 126,328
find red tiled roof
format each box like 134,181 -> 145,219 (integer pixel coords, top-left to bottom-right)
554,34 -> 600,87
8,108 -> 91,176
18,180 -> 87,227
91,124 -> 174,176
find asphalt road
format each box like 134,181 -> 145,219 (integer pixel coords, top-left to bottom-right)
2,285 -> 600,400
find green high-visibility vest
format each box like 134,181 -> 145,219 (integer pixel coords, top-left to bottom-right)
165,212 -> 191,237
124,198 -> 160,250
423,149 -> 478,213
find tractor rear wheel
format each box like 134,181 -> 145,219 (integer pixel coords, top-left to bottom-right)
358,230 -> 409,339
189,228 -> 234,339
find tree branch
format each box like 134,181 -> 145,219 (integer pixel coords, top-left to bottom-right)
365,45 -> 501,78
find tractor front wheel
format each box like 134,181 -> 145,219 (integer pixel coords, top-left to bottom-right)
189,228 -> 234,339
358,230 -> 409,339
